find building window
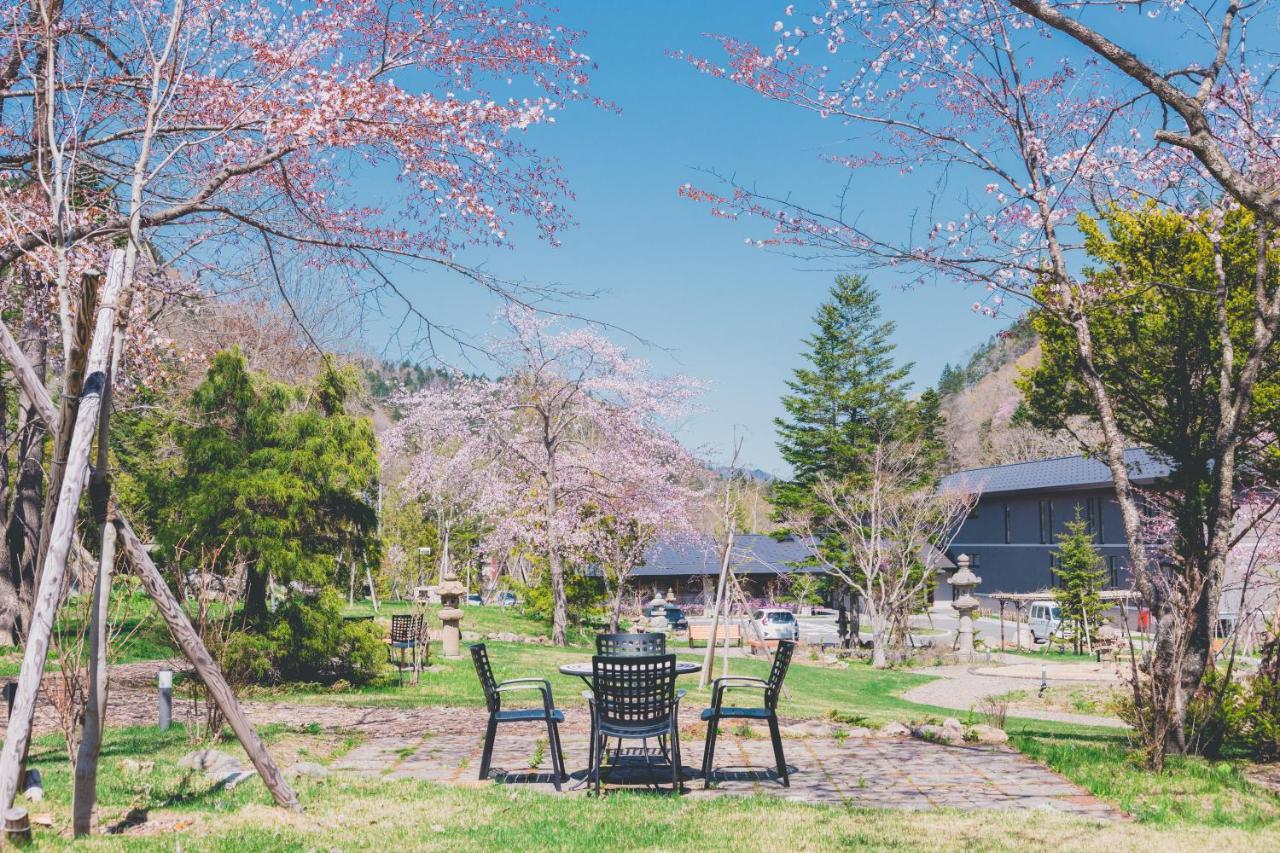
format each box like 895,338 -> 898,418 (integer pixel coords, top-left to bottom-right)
1039,500 -> 1055,545
1049,554 -> 1060,588
1107,556 -> 1119,589
1097,499 -> 1105,543
1003,502 -> 1012,544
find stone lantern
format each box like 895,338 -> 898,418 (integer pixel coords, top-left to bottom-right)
950,554 -> 982,659
437,562 -> 467,658
648,590 -> 668,630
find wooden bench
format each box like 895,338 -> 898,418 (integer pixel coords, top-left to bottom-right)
688,623 -> 742,648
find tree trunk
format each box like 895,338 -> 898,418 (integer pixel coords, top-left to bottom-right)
6,306 -> 47,631
242,565 -> 269,626
33,275 -> 97,597
869,610 -> 888,669
72,518 -> 114,836
0,262 -> 118,814
113,513 -> 300,811
545,484 -> 567,647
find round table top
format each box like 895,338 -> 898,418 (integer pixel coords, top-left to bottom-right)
558,660 -> 701,677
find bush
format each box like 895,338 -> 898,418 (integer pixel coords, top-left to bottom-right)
516,569 -> 606,627
214,589 -> 384,687
265,589 -> 384,685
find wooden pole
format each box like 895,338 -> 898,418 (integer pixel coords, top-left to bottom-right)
699,529 -> 734,690
0,286 -> 298,814
113,513 -> 300,811
0,258 -> 123,813
3,806 -> 31,847
73,277 -> 135,836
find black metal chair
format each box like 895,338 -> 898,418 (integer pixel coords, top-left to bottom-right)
470,643 -> 567,790
587,633 -> 669,771
595,632 -> 666,656
700,639 -> 796,788
590,653 -> 684,796
388,614 -> 424,685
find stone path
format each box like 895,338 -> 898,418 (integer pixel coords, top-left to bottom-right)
326,707 -> 1122,818
901,657 -> 1128,729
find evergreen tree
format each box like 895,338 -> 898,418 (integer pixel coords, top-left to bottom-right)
151,348 -> 383,683
1052,508 -> 1109,654
774,274 -> 914,510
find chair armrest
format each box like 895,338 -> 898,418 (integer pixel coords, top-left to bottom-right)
498,677 -> 552,688
496,679 -> 555,710
711,676 -> 767,709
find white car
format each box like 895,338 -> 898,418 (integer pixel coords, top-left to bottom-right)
752,608 -> 799,642
1028,600 -> 1063,643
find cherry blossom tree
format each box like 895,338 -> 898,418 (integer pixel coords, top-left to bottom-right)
786,441 -> 975,669
684,0 -> 1280,767
390,307 -> 703,645
0,0 -> 599,820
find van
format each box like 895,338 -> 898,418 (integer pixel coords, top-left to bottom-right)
1028,600 -> 1063,643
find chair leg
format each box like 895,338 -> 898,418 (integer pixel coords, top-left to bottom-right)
545,716 -> 563,791
550,719 -> 567,781
593,730 -> 606,797
702,717 -> 719,789
478,716 -> 498,781
767,714 -> 789,787
670,722 -> 683,796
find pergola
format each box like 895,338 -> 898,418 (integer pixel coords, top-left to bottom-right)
988,589 -> 1142,650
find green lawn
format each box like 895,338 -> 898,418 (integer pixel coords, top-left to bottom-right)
17,724 -> 1280,851
10,598 -> 1280,846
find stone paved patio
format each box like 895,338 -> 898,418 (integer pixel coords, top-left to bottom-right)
328,709 -> 1123,819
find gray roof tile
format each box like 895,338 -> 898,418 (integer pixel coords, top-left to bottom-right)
939,448 -> 1170,496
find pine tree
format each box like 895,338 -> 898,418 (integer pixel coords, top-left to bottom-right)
1052,507 -> 1109,654
774,274 -> 914,511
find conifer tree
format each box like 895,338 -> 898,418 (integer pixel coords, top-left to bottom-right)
775,274 -> 920,511
1052,508 -> 1109,654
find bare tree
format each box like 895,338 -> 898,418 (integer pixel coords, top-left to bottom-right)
787,443 -> 975,668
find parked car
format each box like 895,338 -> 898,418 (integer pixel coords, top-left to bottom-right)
495,590 -> 518,608
1028,600 -> 1063,643
660,606 -> 688,631
465,593 -> 483,606
752,608 -> 799,642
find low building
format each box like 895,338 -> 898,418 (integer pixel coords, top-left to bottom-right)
633,533 -> 955,608
939,449 -> 1171,597
630,534 -> 823,606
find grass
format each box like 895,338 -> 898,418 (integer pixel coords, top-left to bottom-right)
0,591 -> 180,677
340,599 -> 598,643
16,724 -> 1280,850
1013,732 -> 1280,828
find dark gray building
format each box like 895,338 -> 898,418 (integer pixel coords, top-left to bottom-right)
939,449 -> 1171,596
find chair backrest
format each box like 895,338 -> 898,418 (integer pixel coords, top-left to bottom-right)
390,614 -> 422,644
764,640 -> 797,710
470,643 -> 501,713
595,632 -> 666,657
591,654 -> 677,729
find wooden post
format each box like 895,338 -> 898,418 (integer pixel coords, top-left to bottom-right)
0,303 -> 299,814
699,529 -> 734,690
0,258 -> 123,813
73,280 -> 134,836
113,513 -> 300,811
3,806 -> 31,846
998,600 -> 1006,651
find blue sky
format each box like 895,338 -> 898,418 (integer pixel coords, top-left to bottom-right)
362,1 -> 1011,476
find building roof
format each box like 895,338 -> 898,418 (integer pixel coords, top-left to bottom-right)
633,534 -> 822,578
632,533 -> 956,577
939,448 -> 1171,497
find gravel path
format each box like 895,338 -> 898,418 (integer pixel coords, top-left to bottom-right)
901,659 -> 1128,729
